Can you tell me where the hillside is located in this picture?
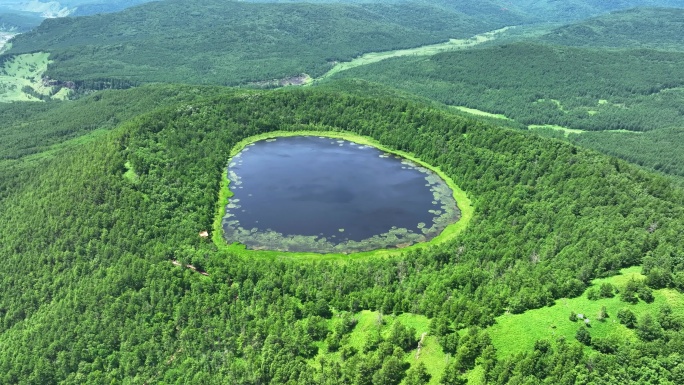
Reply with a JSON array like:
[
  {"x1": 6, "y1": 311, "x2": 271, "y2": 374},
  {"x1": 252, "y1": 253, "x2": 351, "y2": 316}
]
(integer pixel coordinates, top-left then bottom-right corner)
[
  {"x1": 542, "y1": 7, "x2": 684, "y2": 51},
  {"x1": 0, "y1": 84, "x2": 234, "y2": 206},
  {"x1": 0, "y1": 85, "x2": 683, "y2": 383},
  {"x1": 568, "y1": 127, "x2": 684, "y2": 179},
  {"x1": 3, "y1": 1, "x2": 684, "y2": 383},
  {"x1": 322, "y1": 42, "x2": 684, "y2": 132},
  {"x1": 70, "y1": 0, "x2": 154, "y2": 16},
  {"x1": 427, "y1": 0, "x2": 684, "y2": 22},
  {"x1": 4, "y1": 0, "x2": 511, "y2": 87}
]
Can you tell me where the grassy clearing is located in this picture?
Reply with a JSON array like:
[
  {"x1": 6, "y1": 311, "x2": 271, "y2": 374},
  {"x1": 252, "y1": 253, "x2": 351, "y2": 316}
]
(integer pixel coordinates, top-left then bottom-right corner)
[
  {"x1": 309, "y1": 310, "x2": 447, "y2": 385},
  {"x1": 212, "y1": 130, "x2": 474, "y2": 262},
  {"x1": 123, "y1": 161, "x2": 139, "y2": 184},
  {"x1": 529, "y1": 124, "x2": 645, "y2": 137},
  {"x1": 0, "y1": 52, "x2": 69, "y2": 102},
  {"x1": 313, "y1": 27, "x2": 512, "y2": 82},
  {"x1": 486, "y1": 266, "x2": 684, "y2": 358},
  {"x1": 452, "y1": 106, "x2": 510, "y2": 120},
  {"x1": 307, "y1": 266, "x2": 683, "y2": 382},
  {"x1": 528, "y1": 124, "x2": 585, "y2": 137}
]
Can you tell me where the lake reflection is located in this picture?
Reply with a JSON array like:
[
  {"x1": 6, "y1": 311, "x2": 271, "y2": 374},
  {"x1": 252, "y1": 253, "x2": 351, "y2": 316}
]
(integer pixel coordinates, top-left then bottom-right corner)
[{"x1": 222, "y1": 136, "x2": 459, "y2": 253}]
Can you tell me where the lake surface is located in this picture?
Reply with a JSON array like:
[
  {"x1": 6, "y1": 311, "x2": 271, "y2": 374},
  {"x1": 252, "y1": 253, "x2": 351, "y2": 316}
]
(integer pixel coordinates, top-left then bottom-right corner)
[{"x1": 222, "y1": 136, "x2": 460, "y2": 253}]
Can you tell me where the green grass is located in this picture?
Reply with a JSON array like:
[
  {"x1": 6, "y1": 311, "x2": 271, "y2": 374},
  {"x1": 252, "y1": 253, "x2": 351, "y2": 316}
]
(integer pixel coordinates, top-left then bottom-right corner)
[
  {"x1": 486, "y1": 266, "x2": 684, "y2": 358},
  {"x1": 311, "y1": 310, "x2": 447, "y2": 385},
  {"x1": 212, "y1": 130, "x2": 474, "y2": 262},
  {"x1": 528, "y1": 124, "x2": 585, "y2": 137},
  {"x1": 0, "y1": 52, "x2": 68, "y2": 102},
  {"x1": 306, "y1": 266, "x2": 684, "y2": 382},
  {"x1": 466, "y1": 365, "x2": 486, "y2": 385},
  {"x1": 123, "y1": 161, "x2": 139, "y2": 183},
  {"x1": 314, "y1": 27, "x2": 511, "y2": 82},
  {"x1": 530, "y1": 124, "x2": 645, "y2": 138},
  {"x1": 452, "y1": 106, "x2": 510, "y2": 120}
]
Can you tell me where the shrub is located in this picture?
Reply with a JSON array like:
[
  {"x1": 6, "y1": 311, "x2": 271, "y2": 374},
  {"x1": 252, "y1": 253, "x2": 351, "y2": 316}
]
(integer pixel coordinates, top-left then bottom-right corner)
[
  {"x1": 575, "y1": 326, "x2": 592, "y2": 346},
  {"x1": 599, "y1": 283, "x2": 615, "y2": 298},
  {"x1": 617, "y1": 308, "x2": 637, "y2": 328}
]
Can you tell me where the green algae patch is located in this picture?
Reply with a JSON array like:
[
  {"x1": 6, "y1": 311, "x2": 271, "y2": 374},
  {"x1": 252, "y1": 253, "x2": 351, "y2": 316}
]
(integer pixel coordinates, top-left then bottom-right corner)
[{"x1": 212, "y1": 130, "x2": 473, "y2": 261}]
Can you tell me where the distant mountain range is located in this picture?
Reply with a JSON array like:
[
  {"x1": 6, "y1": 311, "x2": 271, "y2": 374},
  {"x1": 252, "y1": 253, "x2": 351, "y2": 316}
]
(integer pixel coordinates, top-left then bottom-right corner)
[
  {"x1": 5, "y1": 0, "x2": 514, "y2": 86},
  {"x1": 0, "y1": 0, "x2": 151, "y2": 17},
  {"x1": 542, "y1": 7, "x2": 684, "y2": 51}
]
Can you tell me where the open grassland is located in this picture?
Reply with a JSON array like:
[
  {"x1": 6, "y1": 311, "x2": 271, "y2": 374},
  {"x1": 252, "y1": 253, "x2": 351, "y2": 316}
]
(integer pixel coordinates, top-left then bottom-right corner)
[
  {"x1": 487, "y1": 266, "x2": 684, "y2": 358},
  {"x1": 0, "y1": 52, "x2": 67, "y2": 102},
  {"x1": 212, "y1": 130, "x2": 474, "y2": 262}
]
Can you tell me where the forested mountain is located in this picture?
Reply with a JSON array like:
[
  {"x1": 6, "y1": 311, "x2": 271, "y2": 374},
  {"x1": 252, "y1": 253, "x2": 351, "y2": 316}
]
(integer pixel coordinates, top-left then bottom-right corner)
[
  {"x1": 70, "y1": 0, "x2": 155, "y2": 16},
  {"x1": 0, "y1": 12, "x2": 43, "y2": 32},
  {"x1": 0, "y1": 0, "x2": 153, "y2": 18},
  {"x1": 0, "y1": 84, "x2": 234, "y2": 206},
  {"x1": 569, "y1": 127, "x2": 684, "y2": 179},
  {"x1": 542, "y1": 7, "x2": 684, "y2": 51},
  {"x1": 3, "y1": 1, "x2": 684, "y2": 384},
  {"x1": 1, "y1": 85, "x2": 683, "y2": 383},
  {"x1": 322, "y1": 42, "x2": 684, "y2": 132},
  {"x1": 427, "y1": 0, "x2": 684, "y2": 22},
  {"x1": 4, "y1": 0, "x2": 513, "y2": 86}
]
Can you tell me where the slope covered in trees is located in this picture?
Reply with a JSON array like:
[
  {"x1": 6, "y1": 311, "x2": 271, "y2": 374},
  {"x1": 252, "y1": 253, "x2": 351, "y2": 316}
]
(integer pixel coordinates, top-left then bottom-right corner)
[
  {"x1": 0, "y1": 84, "x2": 234, "y2": 203},
  {"x1": 542, "y1": 7, "x2": 684, "y2": 51},
  {"x1": 0, "y1": 85, "x2": 683, "y2": 383},
  {"x1": 421, "y1": 0, "x2": 684, "y2": 23},
  {"x1": 568, "y1": 127, "x2": 684, "y2": 179},
  {"x1": 322, "y1": 42, "x2": 684, "y2": 132},
  {"x1": 4, "y1": 0, "x2": 513, "y2": 86}
]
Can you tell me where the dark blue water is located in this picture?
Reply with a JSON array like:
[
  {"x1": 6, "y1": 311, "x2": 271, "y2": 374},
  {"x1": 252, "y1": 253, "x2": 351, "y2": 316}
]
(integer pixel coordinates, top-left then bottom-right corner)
[{"x1": 222, "y1": 136, "x2": 457, "y2": 251}]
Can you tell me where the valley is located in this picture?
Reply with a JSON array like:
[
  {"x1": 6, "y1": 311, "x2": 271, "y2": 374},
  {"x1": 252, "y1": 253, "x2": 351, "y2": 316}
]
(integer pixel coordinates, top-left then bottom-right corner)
[{"x1": 314, "y1": 27, "x2": 513, "y2": 82}]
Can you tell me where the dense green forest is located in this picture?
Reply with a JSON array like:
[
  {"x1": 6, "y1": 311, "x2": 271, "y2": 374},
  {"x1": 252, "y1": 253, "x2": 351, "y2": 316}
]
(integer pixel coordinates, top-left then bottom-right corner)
[
  {"x1": 542, "y1": 8, "x2": 684, "y2": 51},
  {"x1": 0, "y1": 84, "x2": 235, "y2": 201},
  {"x1": 4, "y1": 0, "x2": 511, "y2": 86},
  {"x1": 415, "y1": 0, "x2": 684, "y2": 23},
  {"x1": 312, "y1": 7, "x2": 684, "y2": 184},
  {"x1": 322, "y1": 42, "x2": 684, "y2": 132},
  {"x1": 3, "y1": 1, "x2": 684, "y2": 383},
  {"x1": 568, "y1": 127, "x2": 684, "y2": 179},
  {"x1": 1, "y1": 85, "x2": 683, "y2": 383}
]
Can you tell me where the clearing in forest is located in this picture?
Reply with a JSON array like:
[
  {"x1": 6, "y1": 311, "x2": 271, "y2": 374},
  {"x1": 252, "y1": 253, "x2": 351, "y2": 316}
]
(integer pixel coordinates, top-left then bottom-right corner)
[
  {"x1": 314, "y1": 27, "x2": 512, "y2": 82},
  {"x1": 0, "y1": 52, "x2": 70, "y2": 102}
]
